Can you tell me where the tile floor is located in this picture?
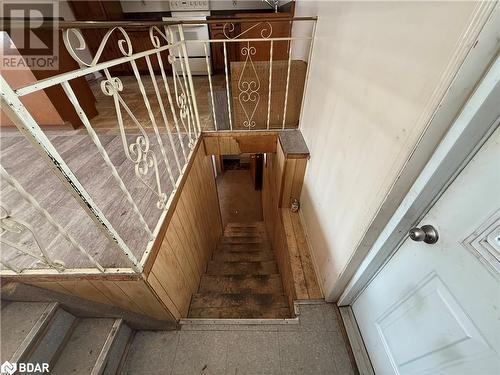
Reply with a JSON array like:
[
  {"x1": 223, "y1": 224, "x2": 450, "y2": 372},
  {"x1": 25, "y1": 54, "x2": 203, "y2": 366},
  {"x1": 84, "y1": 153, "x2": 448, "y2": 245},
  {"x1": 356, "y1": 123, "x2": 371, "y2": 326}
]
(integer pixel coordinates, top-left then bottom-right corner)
[{"x1": 122, "y1": 302, "x2": 357, "y2": 375}]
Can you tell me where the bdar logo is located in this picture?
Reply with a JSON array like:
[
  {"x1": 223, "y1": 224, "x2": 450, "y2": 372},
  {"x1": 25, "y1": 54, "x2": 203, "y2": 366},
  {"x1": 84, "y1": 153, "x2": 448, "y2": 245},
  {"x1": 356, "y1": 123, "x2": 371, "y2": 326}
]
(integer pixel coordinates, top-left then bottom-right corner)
[{"x1": 1, "y1": 361, "x2": 17, "y2": 375}]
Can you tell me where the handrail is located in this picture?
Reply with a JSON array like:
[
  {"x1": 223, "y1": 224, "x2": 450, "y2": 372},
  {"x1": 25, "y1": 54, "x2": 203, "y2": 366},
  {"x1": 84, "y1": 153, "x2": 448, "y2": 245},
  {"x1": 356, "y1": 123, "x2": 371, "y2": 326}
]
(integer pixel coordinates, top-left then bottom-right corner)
[{"x1": 1, "y1": 16, "x2": 317, "y2": 30}]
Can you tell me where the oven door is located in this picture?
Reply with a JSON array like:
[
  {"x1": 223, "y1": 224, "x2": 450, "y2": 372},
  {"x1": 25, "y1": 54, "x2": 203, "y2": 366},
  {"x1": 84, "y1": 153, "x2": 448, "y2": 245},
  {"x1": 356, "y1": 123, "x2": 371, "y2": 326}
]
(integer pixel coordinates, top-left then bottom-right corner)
[{"x1": 163, "y1": 15, "x2": 209, "y2": 57}]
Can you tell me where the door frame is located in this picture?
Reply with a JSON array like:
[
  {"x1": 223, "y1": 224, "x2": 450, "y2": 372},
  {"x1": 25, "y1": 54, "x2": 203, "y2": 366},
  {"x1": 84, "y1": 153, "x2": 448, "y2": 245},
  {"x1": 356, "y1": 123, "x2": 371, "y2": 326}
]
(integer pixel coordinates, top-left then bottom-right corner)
[
  {"x1": 338, "y1": 10, "x2": 500, "y2": 308},
  {"x1": 337, "y1": 44, "x2": 500, "y2": 375},
  {"x1": 327, "y1": 3, "x2": 499, "y2": 302}
]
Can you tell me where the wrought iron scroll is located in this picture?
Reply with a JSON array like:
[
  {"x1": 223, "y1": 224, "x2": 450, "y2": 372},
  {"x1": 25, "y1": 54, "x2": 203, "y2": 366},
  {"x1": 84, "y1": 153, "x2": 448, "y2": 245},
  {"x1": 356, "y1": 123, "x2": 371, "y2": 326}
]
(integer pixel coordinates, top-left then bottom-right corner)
[
  {"x1": 0, "y1": 206, "x2": 66, "y2": 273},
  {"x1": 223, "y1": 22, "x2": 273, "y2": 129}
]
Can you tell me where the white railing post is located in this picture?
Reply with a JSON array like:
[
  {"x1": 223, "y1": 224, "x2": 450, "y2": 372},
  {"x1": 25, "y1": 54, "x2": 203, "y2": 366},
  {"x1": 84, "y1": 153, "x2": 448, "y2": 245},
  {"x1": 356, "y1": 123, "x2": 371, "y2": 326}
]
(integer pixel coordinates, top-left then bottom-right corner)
[
  {"x1": 298, "y1": 19, "x2": 317, "y2": 130},
  {"x1": 267, "y1": 40, "x2": 274, "y2": 130},
  {"x1": 223, "y1": 41, "x2": 233, "y2": 130},
  {"x1": 154, "y1": 43, "x2": 188, "y2": 161},
  {"x1": 145, "y1": 55, "x2": 183, "y2": 173},
  {"x1": 204, "y1": 42, "x2": 218, "y2": 131},
  {"x1": 282, "y1": 21, "x2": 293, "y2": 130},
  {"x1": 177, "y1": 24, "x2": 202, "y2": 135},
  {"x1": 0, "y1": 76, "x2": 141, "y2": 272}
]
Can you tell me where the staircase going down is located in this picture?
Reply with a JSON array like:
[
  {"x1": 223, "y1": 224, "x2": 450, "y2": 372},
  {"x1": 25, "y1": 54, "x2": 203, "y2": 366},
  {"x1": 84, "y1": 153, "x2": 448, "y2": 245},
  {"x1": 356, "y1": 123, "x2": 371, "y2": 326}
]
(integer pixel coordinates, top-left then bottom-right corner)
[
  {"x1": 188, "y1": 222, "x2": 291, "y2": 319},
  {"x1": 0, "y1": 302, "x2": 132, "y2": 374}
]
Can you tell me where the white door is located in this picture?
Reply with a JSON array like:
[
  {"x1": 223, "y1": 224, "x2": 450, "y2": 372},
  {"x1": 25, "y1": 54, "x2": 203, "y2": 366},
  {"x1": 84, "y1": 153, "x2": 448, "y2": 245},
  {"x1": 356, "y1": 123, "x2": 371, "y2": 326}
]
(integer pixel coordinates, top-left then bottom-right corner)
[{"x1": 352, "y1": 123, "x2": 500, "y2": 374}]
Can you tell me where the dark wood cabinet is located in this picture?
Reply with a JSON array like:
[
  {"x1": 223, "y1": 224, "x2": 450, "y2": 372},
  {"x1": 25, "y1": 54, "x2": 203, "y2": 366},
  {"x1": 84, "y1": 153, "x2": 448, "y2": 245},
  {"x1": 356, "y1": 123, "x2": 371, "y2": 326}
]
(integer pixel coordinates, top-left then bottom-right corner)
[
  {"x1": 209, "y1": 22, "x2": 238, "y2": 73},
  {"x1": 68, "y1": 1, "x2": 171, "y2": 76},
  {"x1": 209, "y1": 8, "x2": 295, "y2": 73}
]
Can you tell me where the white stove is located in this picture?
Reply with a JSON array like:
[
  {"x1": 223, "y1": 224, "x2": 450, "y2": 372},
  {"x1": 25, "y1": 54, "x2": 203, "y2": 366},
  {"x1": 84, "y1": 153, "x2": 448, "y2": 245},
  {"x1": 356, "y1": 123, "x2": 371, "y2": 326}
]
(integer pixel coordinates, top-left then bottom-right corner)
[
  {"x1": 169, "y1": 0, "x2": 210, "y2": 11},
  {"x1": 163, "y1": 1, "x2": 211, "y2": 75}
]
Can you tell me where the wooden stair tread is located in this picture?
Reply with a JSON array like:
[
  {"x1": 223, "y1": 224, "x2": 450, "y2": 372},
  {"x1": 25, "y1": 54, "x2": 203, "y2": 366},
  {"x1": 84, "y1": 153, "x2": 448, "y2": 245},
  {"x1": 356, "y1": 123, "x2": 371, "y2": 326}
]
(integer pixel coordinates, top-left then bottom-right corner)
[
  {"x1": 217, "y1": 243, "x2": 272, "y2": 252},
  {"x1": 206, "y1": 260, "x2": 278, "y2": 275},
  {"x1": 189, "y1": 221, "x2": 289, "y2": 319},
  {"x1": 212, "y1": 250, "x2": 275, "y2": 262},
  {"x1": 198, "y1": 274, "x2": 284, "y2": 294},
  {"x1": 190, "y1": 293, "x2": 288, "y2": 308},
  {"x1": 188, "y1": 306, "x2": 291, "y2": 319},
  {"x1": 220, "y1": 236, "x2": 264, "y2": 244}
]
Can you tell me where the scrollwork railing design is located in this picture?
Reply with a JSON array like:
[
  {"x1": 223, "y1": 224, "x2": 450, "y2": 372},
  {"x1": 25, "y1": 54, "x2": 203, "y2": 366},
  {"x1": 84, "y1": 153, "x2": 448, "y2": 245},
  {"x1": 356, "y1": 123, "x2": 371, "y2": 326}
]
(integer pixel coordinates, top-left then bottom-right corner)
[
  {"x1": 222, "y1": 22, "x2": 273, "y2": 129},
  {"x1": 0, "y1": 205, "x2": 66, "y2": 273},
  {"x1": 223, "y1": 21, "x2": 273, "y2": 40},
  {"x1": 100, "y1": 76, "x2": 168, "y2": 209},
  {"x1": 238, "y1": 43, "x2": 260, "y2": 129},
  {"x1": 164, "y1": 26, "x2": 198, "y2": 148}
]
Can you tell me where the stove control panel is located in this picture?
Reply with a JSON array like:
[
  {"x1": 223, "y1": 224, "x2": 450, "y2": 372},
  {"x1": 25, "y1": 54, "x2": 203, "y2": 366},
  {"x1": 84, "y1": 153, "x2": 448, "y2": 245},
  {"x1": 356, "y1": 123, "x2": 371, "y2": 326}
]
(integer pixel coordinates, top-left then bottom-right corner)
[{"x1": 169, "y1": 0, "x2": 210, "y2": 11}]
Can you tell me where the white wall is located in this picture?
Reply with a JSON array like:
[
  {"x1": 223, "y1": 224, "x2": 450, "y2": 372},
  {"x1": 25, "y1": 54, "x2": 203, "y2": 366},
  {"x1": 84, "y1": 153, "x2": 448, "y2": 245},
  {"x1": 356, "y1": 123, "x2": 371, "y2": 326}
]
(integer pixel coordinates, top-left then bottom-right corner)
[{"x1": 295, "y1": 1, "x2": 480, "y2": 299}]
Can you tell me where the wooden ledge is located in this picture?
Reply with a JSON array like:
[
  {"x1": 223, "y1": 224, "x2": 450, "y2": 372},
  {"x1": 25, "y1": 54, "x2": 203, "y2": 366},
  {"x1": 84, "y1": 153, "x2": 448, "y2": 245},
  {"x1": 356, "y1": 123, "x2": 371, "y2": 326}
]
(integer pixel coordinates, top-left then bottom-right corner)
[
  {"x1": 203, "y1": 131, "x2": 278, "y2": 155},
  {"x1": 279, "y1": 130, "x2": 310, "y2": 159}
]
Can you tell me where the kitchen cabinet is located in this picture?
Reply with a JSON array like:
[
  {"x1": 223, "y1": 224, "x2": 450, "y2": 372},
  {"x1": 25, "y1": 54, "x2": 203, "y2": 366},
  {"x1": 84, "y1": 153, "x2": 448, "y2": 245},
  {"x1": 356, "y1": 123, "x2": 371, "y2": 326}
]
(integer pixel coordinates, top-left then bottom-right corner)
[{"x1": 68, "y1": 0, "x2": 171, "y2": 76}]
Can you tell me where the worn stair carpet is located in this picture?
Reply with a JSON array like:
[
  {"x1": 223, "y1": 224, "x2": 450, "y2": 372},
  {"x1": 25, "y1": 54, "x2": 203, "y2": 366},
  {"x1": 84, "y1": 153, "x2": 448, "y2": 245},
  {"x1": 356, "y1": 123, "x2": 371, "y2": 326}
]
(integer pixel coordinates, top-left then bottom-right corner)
[{"x1": 188, "y1": 222, "x2": 291, "y2": 319}]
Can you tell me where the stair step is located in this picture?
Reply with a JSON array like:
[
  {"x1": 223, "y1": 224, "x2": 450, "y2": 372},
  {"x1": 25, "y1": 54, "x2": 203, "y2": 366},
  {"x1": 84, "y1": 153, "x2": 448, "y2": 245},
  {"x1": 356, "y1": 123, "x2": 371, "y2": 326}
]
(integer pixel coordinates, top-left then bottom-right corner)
[
  {"x1": 190, "y1": 293, "x2": 288, "y2": 309},
  {"x1": 27, "y1": 308, "x2": 76, "y2": 366},
  {"x1": 198, "y1": 275, "x2": 284, "y2": 294},
  {"x1": 207, "y1": 261, "x2": 278, "y2": 275},
  {"x1": 217, "y1": 243, "x2": 271, "y2": 252},
  {"x1": 223, "y1": 232, "x2": 265, "y2": 239},
  {"x1": 189, "y1": 306, "x2": 290, "y2": 319},
  {"x1": 1, "y1": 302, "x2": 52, "y2": 362},
  {"x1": 221, "y1": 236, "x2": 264, "y2": 244},
  {"x1": 51, "y1": 318, "x2": 115, "y2": 375},
  {"x1": 225, "y1": 222, "x2": 264, "y2": 229},
  {"x1": 93, "y1": 319, "x2": 132, "y2": 375},
  {"x1": 212, "y1": 250, "x2": 275, "y2": 262},
  {"x1": 224, "y1": 227, "x2": 266, "y2": 235}
]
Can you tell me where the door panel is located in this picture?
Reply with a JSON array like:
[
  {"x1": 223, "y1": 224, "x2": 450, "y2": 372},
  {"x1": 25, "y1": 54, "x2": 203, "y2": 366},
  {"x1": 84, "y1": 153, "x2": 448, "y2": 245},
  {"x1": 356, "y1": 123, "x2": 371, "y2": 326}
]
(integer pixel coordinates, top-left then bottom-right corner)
[{"x1": 353, "y1": 125, "x2": 500, "y2": 374}]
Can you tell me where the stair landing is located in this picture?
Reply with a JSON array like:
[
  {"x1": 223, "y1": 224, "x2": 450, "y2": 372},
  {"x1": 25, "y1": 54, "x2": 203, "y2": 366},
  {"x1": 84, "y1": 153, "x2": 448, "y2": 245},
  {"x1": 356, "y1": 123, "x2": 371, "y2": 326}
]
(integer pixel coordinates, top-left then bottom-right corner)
[{"x1": 188, "y1": 222, "x2": 291, "y2": 319}]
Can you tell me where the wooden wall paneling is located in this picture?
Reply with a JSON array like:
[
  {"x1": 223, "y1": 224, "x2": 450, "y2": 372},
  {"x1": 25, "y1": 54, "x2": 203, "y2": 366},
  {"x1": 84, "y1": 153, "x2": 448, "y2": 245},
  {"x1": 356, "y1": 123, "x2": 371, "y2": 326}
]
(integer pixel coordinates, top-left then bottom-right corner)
[
  {"x1": 262, "y1": 151, "x2": 295, "y2": 309},
  {"x1": 178, "y1": 196, "x2": 207, "y2": 271},
  {"x1": 29, "y1": 281, "x2": 71, "y2": 296},
  {"x1": 29, "y1": 279, "x2": 174, "y2": 321},
  {"x1": 203, "y1": 134, "x2": 278, "y2": 156},
  {"x1": 26, "y1": 145, "x2": 223, "y2": 321},
  {"x1": 290, "y1": 159, "x2": 307, "y2": 204},
  {"x1": 146, "y1": 146, "x2": 222, "y2": 318},
  {"x1": 147, "y1": 272, "x2": 181, "y2": 320},
  {"x1": 219, "y1": 136, "x2": 241, "y2": 155},
  {"x1": 55, "y1": 280, "x2": 113, "y2": 306},
  {"x1": 90, "y1": 280, "x2": 144, "y2": 314},
  {"x1": 116, "y1": 280, "x2": 173, "y2": 321},
  {"x1": 171, "y1": 213, "x2": 203, "y2": 278},
  {"x1": 262, "y1": 138, "x2": 321, "y2": 306},
  {"x1": 280, "y1": 158, "x2": 296, "y2": 208},
  {"x1": 204, "y1": 137, "x2": 220, "y2": 155},
  {"x1": 148, "y1": 241, "x2": 192, "y2": 316},
  {"x1": 164, "y1": 227, "x2": 198, "y2": 293}
]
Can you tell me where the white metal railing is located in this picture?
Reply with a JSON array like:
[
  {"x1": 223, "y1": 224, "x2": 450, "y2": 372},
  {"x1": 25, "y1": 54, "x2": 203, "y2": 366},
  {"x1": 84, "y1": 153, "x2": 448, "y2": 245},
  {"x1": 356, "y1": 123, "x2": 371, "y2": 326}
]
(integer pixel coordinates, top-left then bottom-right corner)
[{"x1": 0, "y1": 17, "x2": 317, "y2": 276}]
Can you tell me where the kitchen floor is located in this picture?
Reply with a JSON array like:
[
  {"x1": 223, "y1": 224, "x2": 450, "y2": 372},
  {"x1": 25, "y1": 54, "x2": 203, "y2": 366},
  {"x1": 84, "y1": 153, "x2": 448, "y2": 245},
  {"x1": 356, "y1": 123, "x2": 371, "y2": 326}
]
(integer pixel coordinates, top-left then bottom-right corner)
[
  {"x1": 121, "y1": 302, "x2": 357, "y2": 375},
  {"x1": 88, "y1": 75, "x2": 226, "y2": 132}
]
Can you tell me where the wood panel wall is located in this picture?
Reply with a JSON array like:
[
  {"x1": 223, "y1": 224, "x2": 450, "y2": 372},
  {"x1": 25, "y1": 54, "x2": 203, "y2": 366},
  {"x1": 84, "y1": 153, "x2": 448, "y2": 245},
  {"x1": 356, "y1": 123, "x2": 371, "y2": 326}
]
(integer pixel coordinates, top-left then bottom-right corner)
[
  {"x1": 145, "y1": 143, "x2": 223, "y2": 319},
  {"x1": 262, "y1": 140, "x2": 322, "y2": 308},
  {"x1": 27, "y1": 277, "x2": 173, "y2": 321},
  {"x1": 20, "y1": 141, "x2": 223, "y2": 322},
  {"x1": 203, "y1": 132, "x2": 277, "y2": 155}
]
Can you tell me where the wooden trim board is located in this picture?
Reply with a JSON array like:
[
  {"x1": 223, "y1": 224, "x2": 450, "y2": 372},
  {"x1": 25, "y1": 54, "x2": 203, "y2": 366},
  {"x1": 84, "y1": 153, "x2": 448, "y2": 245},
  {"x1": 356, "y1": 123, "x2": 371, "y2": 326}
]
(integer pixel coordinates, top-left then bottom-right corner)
[{"x1": 339, "y1": 306, "x2": 375, "y2": 375}]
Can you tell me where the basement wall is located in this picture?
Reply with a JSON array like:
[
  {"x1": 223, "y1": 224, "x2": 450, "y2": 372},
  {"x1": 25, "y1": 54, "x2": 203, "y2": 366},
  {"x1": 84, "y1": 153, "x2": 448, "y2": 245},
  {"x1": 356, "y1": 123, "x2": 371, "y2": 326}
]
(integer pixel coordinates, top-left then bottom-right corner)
[{"x1": 293, "y1": 1, "x2": 483, "y2": 300}]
